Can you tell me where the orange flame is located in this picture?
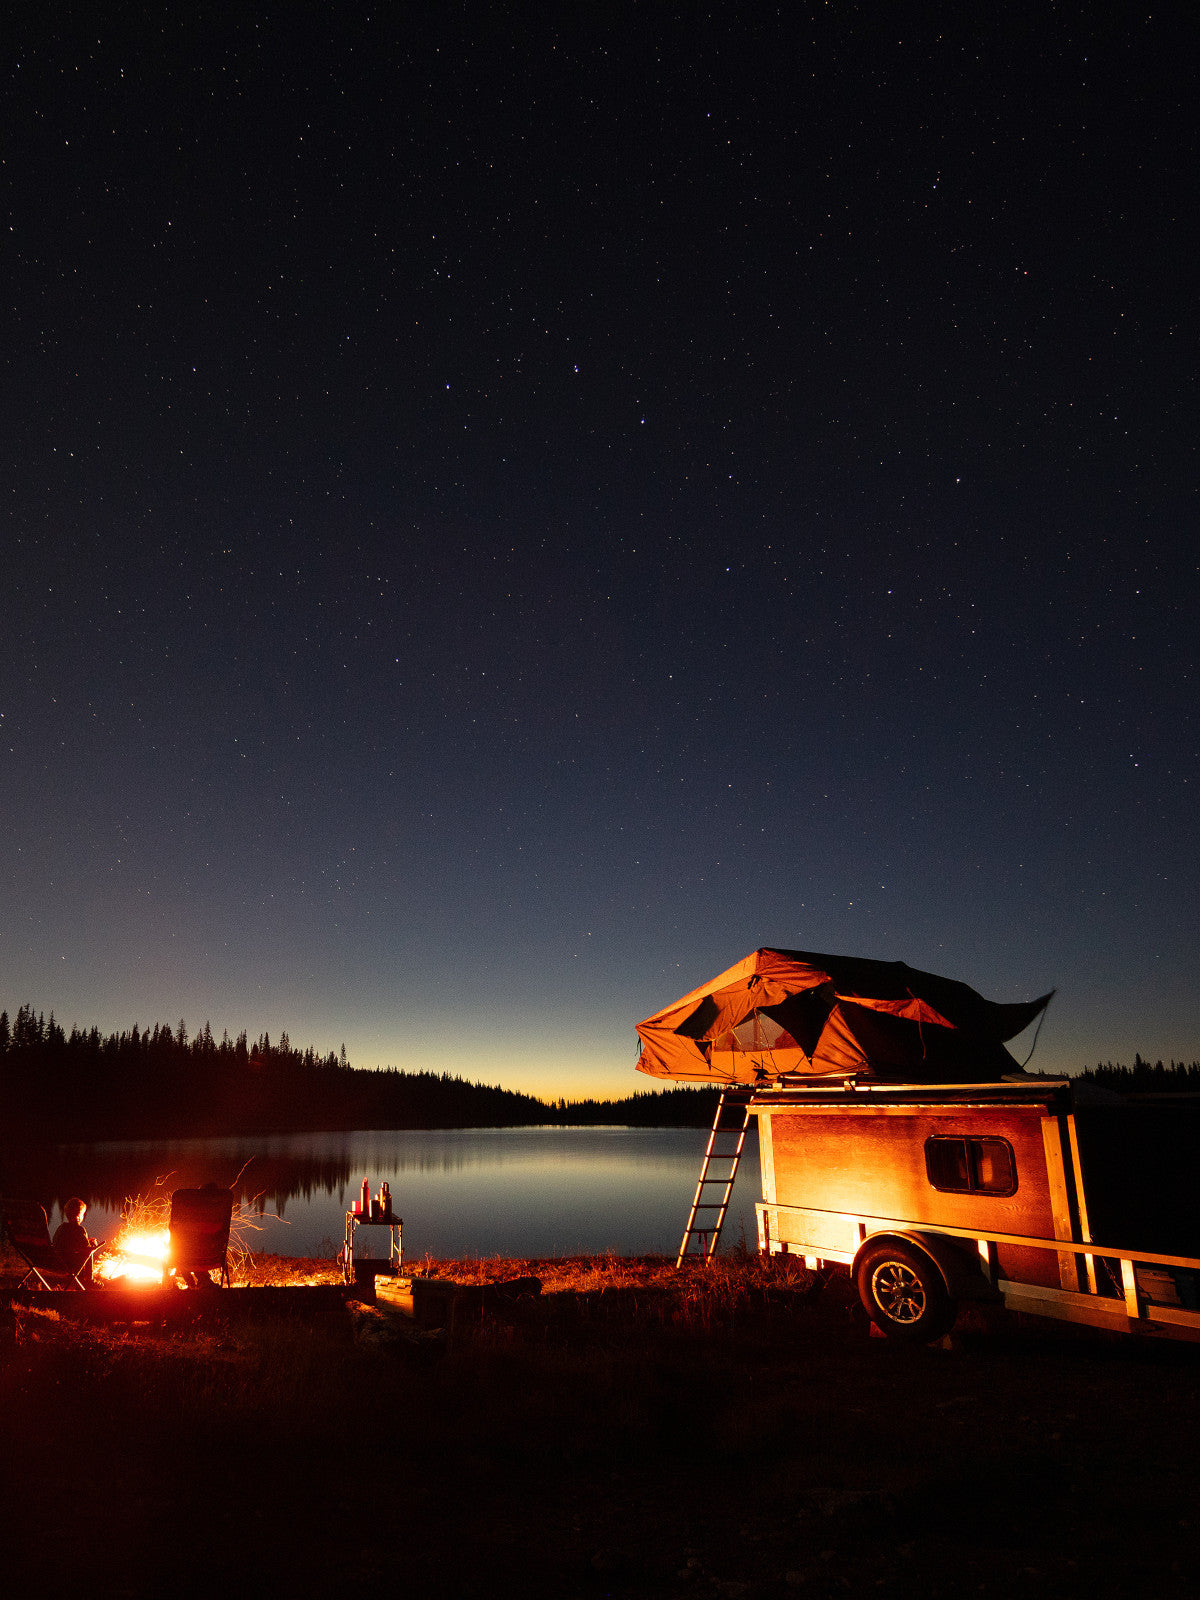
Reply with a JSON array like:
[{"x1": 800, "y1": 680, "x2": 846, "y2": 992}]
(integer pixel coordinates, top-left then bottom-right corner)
[{"x1": 96, "y1": 1227, "x2": 170, "y2": 1284}]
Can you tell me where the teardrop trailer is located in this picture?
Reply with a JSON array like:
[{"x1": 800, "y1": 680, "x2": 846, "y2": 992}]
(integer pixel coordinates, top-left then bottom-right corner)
[{"x1": 637, "y1": 948, "x2": 1200, "y2": 1344}]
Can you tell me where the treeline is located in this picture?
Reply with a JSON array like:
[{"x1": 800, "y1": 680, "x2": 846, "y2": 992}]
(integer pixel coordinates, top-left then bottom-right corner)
[
  {"x1": 1077, "y1": 1056, "x2": 1200, "y2": 1095},
  {"x1": 0, "y1": 1005, "x2": 719, "y2": 1138},
  {"x1": 550, "y1": 1086, "x2": 722, "y2": 1125}
]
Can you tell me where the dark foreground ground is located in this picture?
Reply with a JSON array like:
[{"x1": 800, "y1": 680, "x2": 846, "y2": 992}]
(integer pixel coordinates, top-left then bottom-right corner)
[{"x1": 3, "y1": 1249, "x2": 1199, "y2": 1599}]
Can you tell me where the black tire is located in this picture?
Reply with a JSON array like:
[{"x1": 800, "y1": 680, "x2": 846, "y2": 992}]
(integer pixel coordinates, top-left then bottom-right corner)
[{"x1": 855, "y1": 1239, "x2": 955, "y2": 1343}]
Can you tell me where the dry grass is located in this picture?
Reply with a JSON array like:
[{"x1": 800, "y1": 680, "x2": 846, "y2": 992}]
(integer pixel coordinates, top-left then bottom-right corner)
[
  {"x1": 4, "y1": 1247, "x2": 1200, "y2": 1599},
  {"x1": 402, "y1": 1240, "x2": 819, "y2": 1295}
]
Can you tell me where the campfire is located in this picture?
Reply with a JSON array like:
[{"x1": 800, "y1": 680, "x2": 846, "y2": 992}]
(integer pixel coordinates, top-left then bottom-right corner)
[
  {"x1": 96, "y1": 1226, "x2": 170, "y2": 1285},
  {"x1": 92, "y1": 1170, "x2": 266, "y2": 1287}
]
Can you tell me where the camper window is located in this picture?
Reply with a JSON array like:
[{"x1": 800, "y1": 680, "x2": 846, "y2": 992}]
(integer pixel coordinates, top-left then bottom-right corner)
[{"x1": 925, "y1": 1136, "x2": 1017, "y2": 1197}]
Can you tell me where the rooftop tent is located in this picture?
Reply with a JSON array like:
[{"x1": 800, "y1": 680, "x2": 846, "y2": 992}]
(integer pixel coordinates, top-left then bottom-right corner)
[{"x1": 635, "y1": 948, "x2": 1053, "y2": 1085}]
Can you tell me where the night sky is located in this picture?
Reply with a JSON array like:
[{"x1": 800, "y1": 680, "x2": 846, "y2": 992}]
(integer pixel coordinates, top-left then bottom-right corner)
[{"x1": 4, "y1": 6, "x2": 1196, "y2": 1099}]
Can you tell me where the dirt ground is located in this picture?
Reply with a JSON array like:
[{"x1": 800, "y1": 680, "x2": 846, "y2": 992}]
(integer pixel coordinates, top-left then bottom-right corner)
[{"x1": 3, "y1": 1249, "x2": 1199, "y2": 1599}]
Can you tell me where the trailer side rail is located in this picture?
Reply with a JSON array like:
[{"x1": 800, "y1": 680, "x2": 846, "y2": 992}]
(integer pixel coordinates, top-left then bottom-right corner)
[{"x1": 758, "y1": 1200, "x2": 1200, "y2": 1341}]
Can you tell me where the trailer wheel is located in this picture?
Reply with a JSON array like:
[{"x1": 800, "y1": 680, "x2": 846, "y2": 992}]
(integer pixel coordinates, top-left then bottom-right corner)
[{"x1": 856, "y1": 1240, "x2": 955, "y2": 1343}]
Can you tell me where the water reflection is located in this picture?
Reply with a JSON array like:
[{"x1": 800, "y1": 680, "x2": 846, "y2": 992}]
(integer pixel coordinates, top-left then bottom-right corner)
[{"x1": 0, "y1": 1126, "x2": 762, "y2": 1260}]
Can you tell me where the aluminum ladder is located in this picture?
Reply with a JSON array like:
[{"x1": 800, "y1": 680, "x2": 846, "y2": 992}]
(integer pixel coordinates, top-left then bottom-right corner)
[{"x1": 677, "y1": 1087, "x2": 754, "y2": 1266}]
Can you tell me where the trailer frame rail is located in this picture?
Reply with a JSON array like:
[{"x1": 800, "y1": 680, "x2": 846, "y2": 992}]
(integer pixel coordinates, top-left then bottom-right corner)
[{"x1": 758, "y1": 1200, "x2": 1200, "y2": 1342}]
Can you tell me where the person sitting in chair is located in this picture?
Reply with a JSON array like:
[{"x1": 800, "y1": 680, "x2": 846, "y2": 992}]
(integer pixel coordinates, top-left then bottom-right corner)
[{"x1": 53, "y1": 1197, "x2": 99, "y2": 1285}]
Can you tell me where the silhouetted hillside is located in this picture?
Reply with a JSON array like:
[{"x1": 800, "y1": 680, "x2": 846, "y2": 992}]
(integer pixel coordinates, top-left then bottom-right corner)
[{"x1": 0, "y1": 1005, "x2": 719, "y2": 1137}]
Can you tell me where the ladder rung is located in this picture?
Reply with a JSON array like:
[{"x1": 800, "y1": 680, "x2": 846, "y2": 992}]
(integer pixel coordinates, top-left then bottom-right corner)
[{"x1": 677, "y1": 1088, "x2": 750, "y2": 1267}]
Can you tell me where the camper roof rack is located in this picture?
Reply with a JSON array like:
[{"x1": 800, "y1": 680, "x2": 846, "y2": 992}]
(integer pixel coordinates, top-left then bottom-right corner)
[{"x1": 758, "y1": 1075, "x2": 1073, "y2": 1099}]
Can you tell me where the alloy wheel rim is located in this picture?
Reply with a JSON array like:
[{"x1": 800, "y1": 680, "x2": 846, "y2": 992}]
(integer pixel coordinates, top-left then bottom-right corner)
[{"x1": 871, "y1": 1260, "x2": 926, "y2": 1323}]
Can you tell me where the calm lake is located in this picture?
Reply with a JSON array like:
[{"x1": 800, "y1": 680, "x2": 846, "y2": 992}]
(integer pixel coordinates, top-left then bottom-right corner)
[{"x1": 9, "y1": 1126, "x2": 762, "y2": 1261}]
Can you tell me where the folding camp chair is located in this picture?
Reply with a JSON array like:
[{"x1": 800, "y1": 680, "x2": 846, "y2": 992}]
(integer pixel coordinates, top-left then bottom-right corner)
[
  {"x1": 166, "y1": 1186, "x2": 234, "y2": 1287},
  {"x1": 1, "y1": 1198, "x2": 96, "y2": 1290}
]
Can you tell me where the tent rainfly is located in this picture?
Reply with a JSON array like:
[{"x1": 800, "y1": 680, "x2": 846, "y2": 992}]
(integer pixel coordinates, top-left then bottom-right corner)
[{"x1": 635, "y1": 948, "x2": 1054, "y2": 1086}]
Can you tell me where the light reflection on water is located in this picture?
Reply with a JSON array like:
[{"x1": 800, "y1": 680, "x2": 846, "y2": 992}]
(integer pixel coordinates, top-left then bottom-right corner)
[{"x1": 5, "y1": 1126, "x2": 762, "y2": 1260}]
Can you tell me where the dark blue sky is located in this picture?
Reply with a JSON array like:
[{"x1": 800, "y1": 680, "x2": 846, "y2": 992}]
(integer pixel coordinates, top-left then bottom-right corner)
[{"x1": 3, "y1": 6, "x2": 1196, "y2": 1096}]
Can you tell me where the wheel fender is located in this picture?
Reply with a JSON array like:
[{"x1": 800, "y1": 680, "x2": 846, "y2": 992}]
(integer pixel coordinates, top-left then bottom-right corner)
[{"x1": 855, "y1": 1231, "x2": 992, "y2": 1302}]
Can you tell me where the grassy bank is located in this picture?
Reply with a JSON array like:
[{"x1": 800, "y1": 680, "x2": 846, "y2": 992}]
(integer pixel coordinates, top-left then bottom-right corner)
[{"x1": 4, "y1": 1249, "x2": 1200, "y2": 1598}]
